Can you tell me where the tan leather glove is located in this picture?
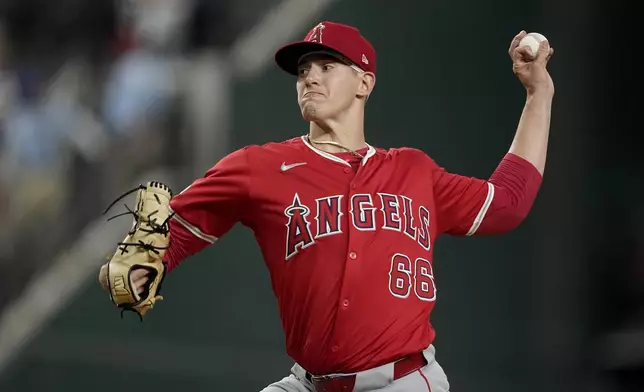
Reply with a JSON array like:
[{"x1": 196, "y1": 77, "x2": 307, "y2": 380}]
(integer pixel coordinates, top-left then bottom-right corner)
[{"x1": 99, "y1": 181, "x2": 173, "y2": 319}]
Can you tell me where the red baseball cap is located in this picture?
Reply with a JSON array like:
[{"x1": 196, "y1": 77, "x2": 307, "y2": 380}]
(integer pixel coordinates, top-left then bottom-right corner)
[{"x1": 275, "y1": 21, "x2": 376, "y2": 75}]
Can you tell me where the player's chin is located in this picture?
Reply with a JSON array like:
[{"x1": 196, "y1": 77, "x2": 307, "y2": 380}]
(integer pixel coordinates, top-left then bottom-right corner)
[{"x1": 300, "y1": 103, "x2": 324, "y2": 121}]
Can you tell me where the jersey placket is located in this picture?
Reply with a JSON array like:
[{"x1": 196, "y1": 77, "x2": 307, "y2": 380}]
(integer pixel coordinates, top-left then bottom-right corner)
[
  {"x1": 328, "y1": 161, "x2": 369, "y2": 355},
  {"x1": 298, "y1": 135, "x2": 378, "y2": 356}
]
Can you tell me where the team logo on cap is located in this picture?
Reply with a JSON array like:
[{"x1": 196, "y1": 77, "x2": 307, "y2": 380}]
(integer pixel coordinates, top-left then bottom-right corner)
[
  {"x1": 307, "y1": 23, "x2": 325, "y2": 43},
  {"x1": 361, "y1": 54, "x2": 369, "y2": 65}
]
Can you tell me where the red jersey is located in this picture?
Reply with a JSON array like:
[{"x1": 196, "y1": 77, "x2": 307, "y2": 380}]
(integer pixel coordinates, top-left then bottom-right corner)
[{"x1": 166, "y1": 136, "x2": 542, "y2": 374}]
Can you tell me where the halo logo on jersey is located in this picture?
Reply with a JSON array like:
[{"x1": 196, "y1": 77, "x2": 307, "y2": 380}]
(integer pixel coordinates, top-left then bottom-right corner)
[
  {"x1": 284, "y1": 194, "x2": 315, "y2": 260},
  {"x1": 284, "y1": 192, "x2": 431, "y2": 260}
]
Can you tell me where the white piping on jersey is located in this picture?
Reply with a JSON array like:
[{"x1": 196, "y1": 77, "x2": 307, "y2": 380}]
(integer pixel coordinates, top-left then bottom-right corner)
[
  {"x1": 300, "y1": 135, "x2": 376, "y2": 166},
  {"x1": 169, "y1": 208, "x2": 219, "y2": 244},
  {"x1": 466, "y1": 182, "x2": 495, "y2": 236}
]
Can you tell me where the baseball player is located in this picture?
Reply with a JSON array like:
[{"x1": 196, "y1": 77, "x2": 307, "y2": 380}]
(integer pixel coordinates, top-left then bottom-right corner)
[{"x1": 99, "y1": 21, "x2": 555, "y2": 392}]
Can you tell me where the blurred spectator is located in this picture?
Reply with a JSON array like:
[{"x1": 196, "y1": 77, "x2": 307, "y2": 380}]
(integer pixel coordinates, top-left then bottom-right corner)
[
  {"x1": 102, "y1": 49, "x2": 179, "y2": 137},
  {"x1": 0, "y1": 65, "x2": 68, "y2": 253},
  {"x1": 0, "y1": 0, "x2": 234, "y2": 323}
]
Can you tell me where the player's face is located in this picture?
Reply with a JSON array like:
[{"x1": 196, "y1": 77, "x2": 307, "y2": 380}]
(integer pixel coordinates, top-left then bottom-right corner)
[{"x1": 296, "y1": 54, "x2": 363, "y2": 121}]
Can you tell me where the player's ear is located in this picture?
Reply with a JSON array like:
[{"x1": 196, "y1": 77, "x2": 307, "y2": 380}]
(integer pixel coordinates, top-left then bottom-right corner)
[{"x1": 356, "y1": 72, "x2": 375, "y2": 99}]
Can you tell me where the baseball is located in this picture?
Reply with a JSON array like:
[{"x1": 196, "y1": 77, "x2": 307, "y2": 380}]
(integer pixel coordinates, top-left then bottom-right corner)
[{"x1": 518, "y1": 32, "x2": 548, "y2": 58}]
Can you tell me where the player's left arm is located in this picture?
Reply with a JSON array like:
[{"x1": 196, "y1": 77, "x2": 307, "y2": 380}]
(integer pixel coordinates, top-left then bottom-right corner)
[{"x1": 432, "y1": 30, "x2": 555, "y2": 236}]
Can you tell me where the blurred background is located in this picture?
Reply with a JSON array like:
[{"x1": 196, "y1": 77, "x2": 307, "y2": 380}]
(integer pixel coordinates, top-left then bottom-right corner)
[{"x1": 0, "y1": 0, "x2": 640, "y2": 391}]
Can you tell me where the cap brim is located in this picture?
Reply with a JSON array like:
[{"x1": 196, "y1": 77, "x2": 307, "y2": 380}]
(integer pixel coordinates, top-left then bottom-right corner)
[{"x1": 275, "y1": 42, "x2": 345, "y2": 75}]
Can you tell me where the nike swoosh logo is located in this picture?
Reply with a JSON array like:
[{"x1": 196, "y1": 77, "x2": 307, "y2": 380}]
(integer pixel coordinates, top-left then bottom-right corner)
[{"x1": 281, "y1": 162, "x2": 307, "y2": 171}]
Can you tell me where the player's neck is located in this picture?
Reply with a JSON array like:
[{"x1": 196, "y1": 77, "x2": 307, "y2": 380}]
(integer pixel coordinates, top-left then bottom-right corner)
[{"x1": 308, "y1": 116, "x2": 366, "y2": 155}]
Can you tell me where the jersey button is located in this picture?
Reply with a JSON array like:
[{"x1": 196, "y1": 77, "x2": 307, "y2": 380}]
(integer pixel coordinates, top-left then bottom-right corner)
[
  {"x1": 344, "y1": 168, "x2": 351, "y2": 174},
  {"x1": 349, "y1": 251, "x2": 357, "y2": 260},
  {"x1": 342, "y1": 299, "x2": 350, "y2": 307},
  {"x1": 331, "y1": 345, "x2": 339, "y2": 352},
  {"x1": 351, "y1": 184, "x2": 356, "y2": 189}
]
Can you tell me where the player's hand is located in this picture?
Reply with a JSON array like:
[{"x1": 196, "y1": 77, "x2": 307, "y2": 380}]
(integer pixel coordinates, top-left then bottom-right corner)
[
  {"x1": 130, "y1": 269, "x2": 150, "y2": 295},
  {"x1": 509, "y1": 30, "x2": 554, "y2": 96},
  {"x1": 98, "y1": 263, "x2": 150, "y2": 295}
]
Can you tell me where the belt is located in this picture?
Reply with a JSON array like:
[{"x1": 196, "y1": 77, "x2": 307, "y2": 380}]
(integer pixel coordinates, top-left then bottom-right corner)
[{"x1": 305, "y1": 352, "x2": 427, "y2": 392}]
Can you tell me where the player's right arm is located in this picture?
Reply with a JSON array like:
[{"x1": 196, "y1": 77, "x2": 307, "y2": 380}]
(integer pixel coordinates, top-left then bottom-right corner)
[
  {"x1": 164, "y1": 146, "x2": 253, "y2": 272},
  {"x1": 428, "y1": 31, "x2": 554, "y2": 238},
  {"x1": 427, "y1": 153, "x2": 542, "y2": 237}
]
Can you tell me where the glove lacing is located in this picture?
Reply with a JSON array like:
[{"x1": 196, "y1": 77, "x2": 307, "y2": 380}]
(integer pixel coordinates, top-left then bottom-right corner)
[{"x1": 103, "y1": 184, "x2": 175, "y2": 256}]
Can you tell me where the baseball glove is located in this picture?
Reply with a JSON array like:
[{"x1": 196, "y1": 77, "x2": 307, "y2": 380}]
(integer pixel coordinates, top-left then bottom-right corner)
[{"x1": 99, "y1": 181, "x2": 174, "y2": 320}]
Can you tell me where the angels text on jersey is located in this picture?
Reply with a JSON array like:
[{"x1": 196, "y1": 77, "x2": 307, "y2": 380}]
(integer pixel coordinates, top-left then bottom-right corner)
[{"x1": 284, "y1": 192, "x2": 431, "y2": 260}]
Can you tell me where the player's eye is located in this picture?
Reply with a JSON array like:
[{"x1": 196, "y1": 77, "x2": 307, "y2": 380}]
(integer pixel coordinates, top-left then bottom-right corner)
[
  {"x1": 298, "y1": 67, "x2": 309, "y2": 77},
  {"x1": 322, "y1": 64, "x2": 334, "y2": 72}
]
